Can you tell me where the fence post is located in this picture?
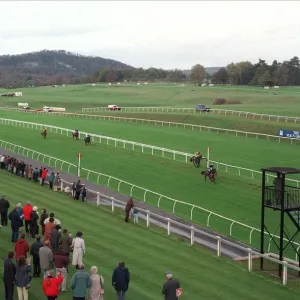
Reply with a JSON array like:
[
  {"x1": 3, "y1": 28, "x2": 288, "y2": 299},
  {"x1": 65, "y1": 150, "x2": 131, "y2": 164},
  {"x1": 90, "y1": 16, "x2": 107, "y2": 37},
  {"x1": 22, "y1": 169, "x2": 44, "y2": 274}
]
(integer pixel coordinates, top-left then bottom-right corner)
[
  {"x1": 146, "y1": 210, "x2": 150, "y2": 227},
  {"x1": 96, "y1": 193, "x2": 100, "y2": 206},
  {"x1": 167, "y1": 218, "x2": 171, "y2": 236},
  {"x1": 247, "y1": 248, "x2": 253, "y2": 271},
  {"x1": 282, "y1": 261, "x2": 288, "y2": 285},
  {"x1": 111, "y1": 198, "x2": 115, "y2": 213},
  {"x1": 217, "y1": 236, "x2": 221, "y2": 257},
  {"x1": 190, "y1": 226, "x2": 194, "y2": 246},
  {"x1": 60, "y1": 180, "x2": 64, "y2": 191}
]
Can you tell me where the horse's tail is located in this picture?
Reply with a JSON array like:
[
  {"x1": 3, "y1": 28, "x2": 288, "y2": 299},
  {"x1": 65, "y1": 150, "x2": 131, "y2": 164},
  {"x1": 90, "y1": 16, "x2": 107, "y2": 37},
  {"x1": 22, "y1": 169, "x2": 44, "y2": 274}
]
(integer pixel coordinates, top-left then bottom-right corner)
[{"x1": 201, "y1": 171, "x2": 205, "y2": 175}]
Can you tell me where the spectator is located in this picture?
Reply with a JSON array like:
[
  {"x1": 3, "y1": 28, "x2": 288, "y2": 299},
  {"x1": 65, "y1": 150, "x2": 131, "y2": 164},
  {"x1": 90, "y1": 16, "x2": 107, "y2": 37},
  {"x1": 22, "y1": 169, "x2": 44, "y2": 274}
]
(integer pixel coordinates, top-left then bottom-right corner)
[
  {"x1": 20, "y1": 162, "x2": 26, "y2": 178},
  {"x1": 50, "y1": 225, "x2": 61, "y2": 253},
  {"x1": 72, "y1": 232, "x2": 86, "y2": 269},
  {"x1": 22, "y1": 202, "x2": 32, "y2": 234},
  {"x1": 0, "y1": 154, "x2": 5, "y2": 169},
  {"x1": 0, "y1": 194, "x2": 10, "y2": 226},
  {"x1": 59, "y1": 229, "x2": 73, "y2": 257},
  {"x1": 72, "y1": 182, "x2": 76, "y2": 199},
  {"x1": 8, "y1": 207, "x2": 21, "y2": 242},
  {"x1": 82, "y1": 186, "x2": 87, "y2": 203},
  {"x1": 44, "y1": 212, "x2": 62, "y2": 226},
  {"x1": 16, "y1": 203, "x2": 23, "y2": 231},
  {"x1": 49, "y1": 172, "x2": 55, "y2": 189},
  {"x1": 53, "y1": 245, "x2": 70, "y2": 292},
  {"x1": 75, "y1": 180, "x2": 82, "y2": 200},
  {"x1": 40, "y1": 208, "x2": 48, "y2": 235},
  {"x1": 15, "y1": 256, "x2": 31, "y2": 300},
  {"x1": 30, "y1": 206, "x2": 39, "y2": 238},
  {"x1": 41, "y1": 168, "x2": 48, "y2": 186},
  {"x1": 112, "y1": 261, "x2": 130, "y2": 300},
  {"x1": 71, "y1": 264, "x2": 92, "y2": 300},
  {"x1": 39, "y1": 241, "x2": 54, "y2": 279},
  {"x1": 30, "y1": 235, "x2": 43, "y2": 277},
  {"x1": 125, "y1": 198, "x2": 134, "y2": 223},
  {"x1": 3, "y1": 251, "x2": 16, "y2": 300},
  {"x1": 42, "y1": 270, "x2": 63, "y2": 300},
  {"x1": 33, "y1": 167, "x2": 39, "y2": 182},
  {"x1": 53, "y1": 173, "x2": 61, "y2": 191},
  {"x1": 161, "y1": 271, "x2": 181, "y2": 300},
  {"x1": 132, "y1": 207, "x2": 139, "y2": 224},
  {"x1": 27, "y1": 165, "x2": 33, "y2": 180},
  {"x1": 44, "y1": 217, "x2": 55, "y2": 243},
  {"x1": 39, "y1": 167, "x2": 43, "y2": 179},
  {"x1": 15, "y1": 233, "x2": 29, "y2": 260},
  {"x1": 88, "y1": 266, "x2": 105, "y2": 300}
]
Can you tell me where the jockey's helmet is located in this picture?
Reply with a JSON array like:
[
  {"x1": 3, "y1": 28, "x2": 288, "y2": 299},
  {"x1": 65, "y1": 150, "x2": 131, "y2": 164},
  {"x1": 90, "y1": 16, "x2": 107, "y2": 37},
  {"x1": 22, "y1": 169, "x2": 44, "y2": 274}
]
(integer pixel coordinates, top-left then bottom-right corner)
[
  {"x1": 196, "y1": 152, "x2": 200, "y2": 155},
  {"x1": 209, "y1": 164, "x2": 213, "y2": 168}
]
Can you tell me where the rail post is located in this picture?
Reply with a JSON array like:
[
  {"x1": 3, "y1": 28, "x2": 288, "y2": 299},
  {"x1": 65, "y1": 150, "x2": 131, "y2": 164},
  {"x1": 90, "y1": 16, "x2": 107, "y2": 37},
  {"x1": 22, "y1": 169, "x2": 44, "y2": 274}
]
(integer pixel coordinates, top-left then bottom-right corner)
[
  {"x1": 167, "y1": 218, "x2": 171, "y2": 236},
  {"x1": 217, "y1": 236, "x2": 221, "y2": 257},
  {"x1": 190, "y1": 226, "x2": 195, "y2": 246},
  {"x1": 282, "y1": 261, "x2": 288, "y2": 285},
  {"x1": 96, "y1": 193, "x2": 100, "y2": 206},
  {"x1": 146, "y1": 210, "x2": 150, "y2": 227},
  {"x1": 247, "y1": 248, "x2": 253, "y2": 271}
]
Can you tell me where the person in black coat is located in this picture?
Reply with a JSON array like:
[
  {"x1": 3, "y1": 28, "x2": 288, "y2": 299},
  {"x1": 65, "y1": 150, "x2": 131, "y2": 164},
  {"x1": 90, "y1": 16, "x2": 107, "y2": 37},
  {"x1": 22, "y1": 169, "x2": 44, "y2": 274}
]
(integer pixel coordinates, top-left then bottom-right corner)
[
  {"x1": 75, "y1": 180, "x2": 82, "y2": 200},
  {"x1": 0, "y1": 195, "x2": 10, "y2": 226},
  {"x1": 162, "y1": 272, "x2": 180, "y2": 300},
  {"x1": 3, "y1": 251, "x2": 16, "y2": 300},
  {"x1": 112, "y1": 261, "x2": 130, "y2": 300},
  {"x1": 8, "y1": 207, "x2": 20, "y2": 242},
  {"x1": 30, "y1": 235, "x2": 43, "y2": 277},
  {"x1": 29, "y1": 206, "x2": 39, "y2": 238}
]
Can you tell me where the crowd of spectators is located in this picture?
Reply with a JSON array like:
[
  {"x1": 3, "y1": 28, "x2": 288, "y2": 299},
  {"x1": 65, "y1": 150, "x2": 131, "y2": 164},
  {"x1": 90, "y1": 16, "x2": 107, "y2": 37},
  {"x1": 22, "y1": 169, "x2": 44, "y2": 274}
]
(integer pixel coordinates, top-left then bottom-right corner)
[{"x1": 1, "y1": 153, "x2": 181, "y2": 300}]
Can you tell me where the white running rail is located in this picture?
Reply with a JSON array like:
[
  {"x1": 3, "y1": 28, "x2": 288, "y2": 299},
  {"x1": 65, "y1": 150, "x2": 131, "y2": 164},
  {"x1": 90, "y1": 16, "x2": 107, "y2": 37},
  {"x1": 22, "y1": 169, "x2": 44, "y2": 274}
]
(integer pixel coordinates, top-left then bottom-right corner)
[
  {"x1": 1, "y1": 141, "x2": 300, "y2": 264},
  {"x1": 0, "y1": 117, "x2": 299, "y2": 187},
  {"x1": 80, "y1": 106, "x2": 300, "y2": 124},
  {"x1": 0, "y1": 107, "x2": 298, "y2": 144}
]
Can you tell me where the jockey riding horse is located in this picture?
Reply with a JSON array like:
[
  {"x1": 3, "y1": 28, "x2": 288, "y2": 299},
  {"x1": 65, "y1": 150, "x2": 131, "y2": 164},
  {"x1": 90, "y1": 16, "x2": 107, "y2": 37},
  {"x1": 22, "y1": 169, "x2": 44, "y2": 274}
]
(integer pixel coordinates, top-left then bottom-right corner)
[
  {"x1": 201, "y1": 164, "x2": 217, "y2": 183},
  {"x1": 190, "y1": 152, "x2": 203, "y2": 168},
  {"x1": 84, "y1": 134, "x2": 91, "y2": 145},
  {"x1": 41, "y1": 128, "x2": 47, "y2": 139},
  {"x1": 72, "y1": 129, "x2": 79, "y2": 140}
]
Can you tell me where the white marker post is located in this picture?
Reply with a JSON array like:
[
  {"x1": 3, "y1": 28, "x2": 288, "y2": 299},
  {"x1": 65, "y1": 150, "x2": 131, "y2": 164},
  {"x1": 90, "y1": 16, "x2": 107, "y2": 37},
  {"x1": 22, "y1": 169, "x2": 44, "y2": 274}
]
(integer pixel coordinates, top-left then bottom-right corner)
[
  {"x1": 206, "y1": 147, "x2": 210, "y2": 168},
  {"x1": 77, "y1": 153, "x2": 82, "y2": 177}
]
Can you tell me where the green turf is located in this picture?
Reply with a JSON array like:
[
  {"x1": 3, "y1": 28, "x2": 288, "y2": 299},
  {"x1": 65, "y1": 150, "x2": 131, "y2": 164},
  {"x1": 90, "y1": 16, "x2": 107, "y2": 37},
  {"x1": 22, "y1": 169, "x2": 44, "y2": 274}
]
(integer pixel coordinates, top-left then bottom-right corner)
[
  {"x1": 1, "y1": 83, "x2": 300, "y2": 115},
  {"x1": 1, "y1": 170, "x2": 300, "y2": 300},
  {"x1": 0, "y1": 119, "x2": 299, "y2": 257}
]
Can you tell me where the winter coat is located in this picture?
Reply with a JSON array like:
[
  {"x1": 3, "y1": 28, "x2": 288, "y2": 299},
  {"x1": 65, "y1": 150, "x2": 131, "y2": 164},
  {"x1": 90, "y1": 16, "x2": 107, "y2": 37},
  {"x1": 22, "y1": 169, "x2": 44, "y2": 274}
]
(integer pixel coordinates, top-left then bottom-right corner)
[
  {"x1": 44, "y1": 222, "x2": 55, "y2": 242},
  {"x1": 53, "y1": 175, "x2": 61, "y2": 186},
  {"x1": 88, "y1": 274, "x2": 104, "y2": 300},
  {"x1": 15, "y1": 238, "x2": 29, "y2": 259},
  {"x1": 42, "y1": 274, "x2": 63, "y2": 296},
  {"x1": 60, "y1": 233, "x2": 73, "y2": 254},
  {"x1": 15, "y1": 265, "x2": 31, "y2": 287},
  {"x1": 112, "y1": 266, "x2": 130, "y2": 292},
  {"x1": 42, "y1": 169, "x2": 47, "y2": 179},
  {"x1": 72, "y1": 237, "x2": 85, "y2": 266},
  {"x1": 49, "y1": 173, "x2": 55, "y2": 183},
  {"x1": 53, "y1": 251, "x2": 70, "y2": 268},
  {"x1": 40, "y1": 212, "x2": 48, "y2": 226},
  {"x1": 71, "y1": 270, "x2": 92, "y2": 297},
  {"x1": 39, "y1": 246, "x2": 53, "y2": 271},
  {"x1": 16, "y1": 207, "x2": 23, "y2": 227},
  {"x1": 30, "y1": 211, "x2": 39, "y2": 225},
  {"x1": 0, "y1": 197, "x2": 10, "y2": 212},
  {"x1": 50, "y1": 228, "x2": 61, "y2": 252},
  {"x1": 125, "y1": 199, "x2": 134, "y2": 213},
  {"x1": 162, "y1": 278, "x2": 180, "y2": 300},
  {"x1": 28, "y1": 167, "x2": 33, "y2": 178},
  {"x1": 30, "y1": 240, "x2": 43, "y2": 257},
  {"x1": 23, "y1": 204, "x2": 33, "y2": 221},
  {"x1": 9, "y1": 210, "x2": 21, "y2": 230},
  {"x1": 3, "y1": 258, "x2": 16, "y2": 283}
]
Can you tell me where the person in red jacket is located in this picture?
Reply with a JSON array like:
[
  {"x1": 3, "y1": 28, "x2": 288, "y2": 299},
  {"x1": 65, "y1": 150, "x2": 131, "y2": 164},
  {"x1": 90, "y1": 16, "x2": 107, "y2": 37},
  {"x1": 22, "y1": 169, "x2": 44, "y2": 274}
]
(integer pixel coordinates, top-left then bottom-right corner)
[
  {"x1": 23, "y1": 201, "x2": 33, "y2": 234},
  {"x1": 41, "y1": 168, "x2": 48, "y2": 186},
  {"x1": 15, "y1": 233, "x2": 29, "y2": 259},
  {"x1": 42, "y1": 270, "x2": 63, "y2": 300}
]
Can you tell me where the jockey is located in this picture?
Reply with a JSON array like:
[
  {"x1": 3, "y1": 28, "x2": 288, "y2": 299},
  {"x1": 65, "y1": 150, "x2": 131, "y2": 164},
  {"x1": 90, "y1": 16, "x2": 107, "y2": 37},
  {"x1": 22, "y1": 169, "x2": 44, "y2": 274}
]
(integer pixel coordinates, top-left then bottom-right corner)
[
  {"x1": 205, "y1": 164, "x2": 213, "y2": 175},
  {"x1": 195, "y1": 151, "x2": 201, "y2": 158}
]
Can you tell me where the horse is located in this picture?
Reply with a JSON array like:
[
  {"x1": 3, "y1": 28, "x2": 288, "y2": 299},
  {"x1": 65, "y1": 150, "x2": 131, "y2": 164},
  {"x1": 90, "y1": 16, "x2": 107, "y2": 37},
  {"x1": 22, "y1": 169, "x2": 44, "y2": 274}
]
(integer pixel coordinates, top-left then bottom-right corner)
[
  {"x1": 190, "y1": 155, "x2": 203, "y2": 168},
  {"x1": 72, "y1": 131, "x2": 79, "y2": 140},
  {"x1": 41, "y1": 130, "x2": 47, "y2": 139},
  {"x1": 201, "y1": 169, "x2": 217, "y2": 183},
  {"x1": 84, "y1": 135, "x2": 91, "y2": 146}
]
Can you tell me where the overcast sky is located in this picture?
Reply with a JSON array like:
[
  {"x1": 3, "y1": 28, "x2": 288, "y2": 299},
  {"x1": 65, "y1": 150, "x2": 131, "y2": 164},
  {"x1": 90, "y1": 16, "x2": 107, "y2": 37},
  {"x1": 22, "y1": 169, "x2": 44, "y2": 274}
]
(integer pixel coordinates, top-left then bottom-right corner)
[{"x1": 0, "y1": 1, "x2": 299, "y2": 69}]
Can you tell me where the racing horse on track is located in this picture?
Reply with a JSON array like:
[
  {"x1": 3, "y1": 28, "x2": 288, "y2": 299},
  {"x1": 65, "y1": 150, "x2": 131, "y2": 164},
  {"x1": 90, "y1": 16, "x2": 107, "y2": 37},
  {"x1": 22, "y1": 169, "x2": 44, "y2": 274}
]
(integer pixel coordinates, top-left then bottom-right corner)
[
  {"x1": 84, "y1": 134, "x2": 91, "y2": 146},
  {"x1": 41, "y1": 129, "x2": 47, "y2": 139},
  {"x1": 72, "y1": 130, "x2": 79, "y2": 140},
  {"x1": 190, "y1": 152, "x2": 204, "y2": 168},
  {"x1": 201, "y1": 165, "x2": 217, "y2": 183}
]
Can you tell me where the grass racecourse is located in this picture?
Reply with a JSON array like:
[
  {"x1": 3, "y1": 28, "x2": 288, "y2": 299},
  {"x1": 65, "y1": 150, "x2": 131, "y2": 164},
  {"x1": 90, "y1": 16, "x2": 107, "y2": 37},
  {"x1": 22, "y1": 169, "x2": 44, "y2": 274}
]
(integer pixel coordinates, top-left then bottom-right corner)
[
  {"x1": 1, "y1": 171, "x2": 300, "y2": 299},
  {"x1": 0, "y1": 83, "x2": 300, "y2": 295}
]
